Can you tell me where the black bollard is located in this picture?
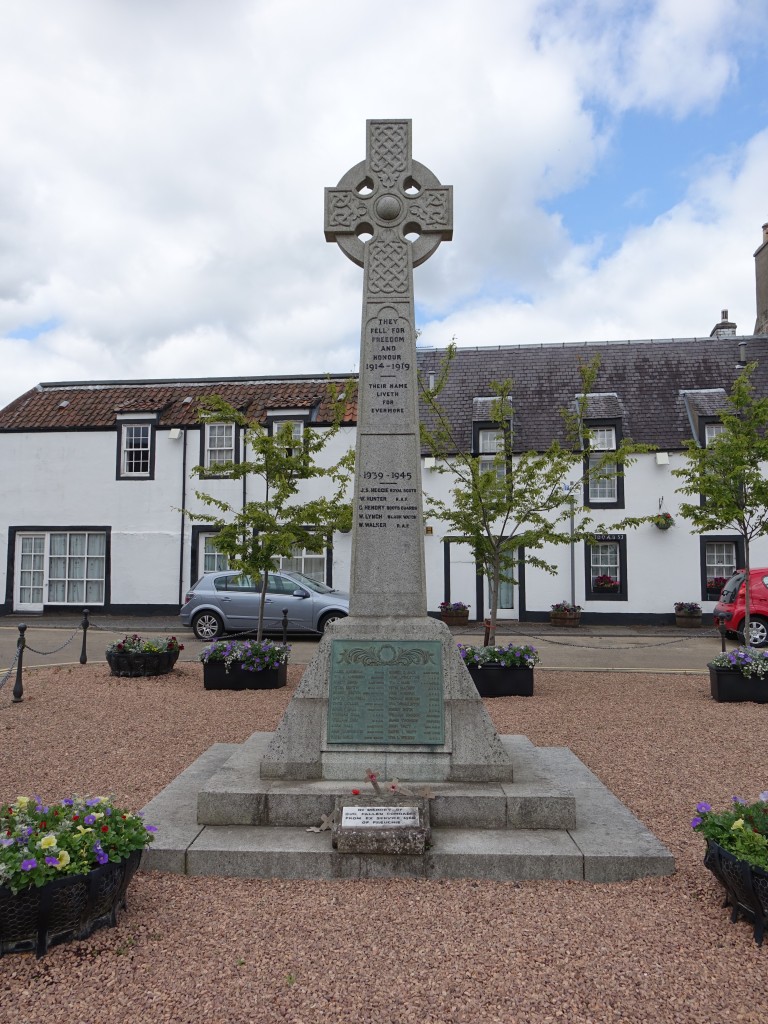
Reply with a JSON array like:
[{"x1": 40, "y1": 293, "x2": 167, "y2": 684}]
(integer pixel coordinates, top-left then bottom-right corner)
[
  {"x1": 282, "y1": 608, "x2": 289, "y2": 644},
  {"x1": 12, "y1": 624, "x2": 26, "y2": 703},
  {"x1": 718, "y1": 615, "x2": 727, "y2": 653},
  {"x1": 80, "y1": 608, "x2": 90, "y2": 665}
]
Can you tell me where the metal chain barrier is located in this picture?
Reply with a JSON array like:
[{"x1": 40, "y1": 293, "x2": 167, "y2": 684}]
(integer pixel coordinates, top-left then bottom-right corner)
[{"x1": 24, "y1": 624, "x2": 82, "y2": 656}]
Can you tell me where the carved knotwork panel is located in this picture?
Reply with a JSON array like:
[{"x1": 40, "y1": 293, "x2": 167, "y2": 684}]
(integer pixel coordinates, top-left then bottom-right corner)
[
  {"x1": 369, "y1": 122, "x2": 409, "y2": 190},
  {"x1": 368, "y1": 240, "x2": 409, "y2": 294}
]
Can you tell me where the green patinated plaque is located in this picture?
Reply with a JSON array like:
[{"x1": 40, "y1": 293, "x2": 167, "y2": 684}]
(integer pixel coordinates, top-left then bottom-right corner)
[{"x1": 327, "y1": 640, "x2": 444, "y2": 745}]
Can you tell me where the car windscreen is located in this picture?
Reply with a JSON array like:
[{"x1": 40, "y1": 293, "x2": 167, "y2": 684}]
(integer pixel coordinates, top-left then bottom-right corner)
[
  {"x1": 284, "y1": 571, "x2": 333, "y2": 594},
  {"x1": 720, "y1": 573, "x2": 744, "y2": 602}
]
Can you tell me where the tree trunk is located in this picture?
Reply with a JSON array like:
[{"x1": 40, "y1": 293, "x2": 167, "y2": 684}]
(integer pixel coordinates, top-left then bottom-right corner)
[{"x1": 743, "y1": 537, "x2": 751, "y2": 646}]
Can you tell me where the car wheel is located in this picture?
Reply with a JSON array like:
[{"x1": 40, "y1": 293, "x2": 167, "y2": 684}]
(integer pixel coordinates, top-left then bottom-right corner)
[
  {"x1": 747, "y1": 616, "x2": 768, "y2": 647},
  {"x1": 318, "y1": 611, "x2": 347, "y2": 634},
  {"x1": 192, "y1": 611, "x2": 224, "y2": 641}
]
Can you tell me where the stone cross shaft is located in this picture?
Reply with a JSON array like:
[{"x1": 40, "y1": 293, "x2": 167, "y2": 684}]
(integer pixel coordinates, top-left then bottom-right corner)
[{"x1": 325, "y1": 120, "x2": 453, "y2": 617}]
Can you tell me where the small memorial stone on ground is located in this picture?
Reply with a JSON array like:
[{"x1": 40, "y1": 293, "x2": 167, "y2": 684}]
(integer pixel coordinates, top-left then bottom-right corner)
[{"x1": 332, "y1": 795, "x2": 431, "y2": 855}]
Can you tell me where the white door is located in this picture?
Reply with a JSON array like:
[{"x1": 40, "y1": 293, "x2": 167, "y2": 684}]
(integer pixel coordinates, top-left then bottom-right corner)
[
  {"x1": 484, "y1": 572, "x2": 518, "y2": 621},
  {"x1": 15, "y1": 534, "x2": 45, "y2": 612}
]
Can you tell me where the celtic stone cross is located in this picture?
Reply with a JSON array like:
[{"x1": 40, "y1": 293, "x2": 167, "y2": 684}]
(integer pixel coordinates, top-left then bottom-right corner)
[{"x1": 325, "y1": 120, "x2": 452, "y2": 618}]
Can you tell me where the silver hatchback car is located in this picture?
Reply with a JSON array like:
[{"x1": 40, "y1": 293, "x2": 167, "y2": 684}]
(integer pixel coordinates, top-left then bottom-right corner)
[{"x1": 180, "y1": 570, "x2": 349, "y2": 640}]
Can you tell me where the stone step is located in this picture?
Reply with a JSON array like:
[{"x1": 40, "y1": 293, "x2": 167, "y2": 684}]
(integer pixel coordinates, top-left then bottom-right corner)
[
  {"x1": 140, "y1": 736, "x2": 675, "y2": 883},
  {"x1": 196, "y1": 732, "x2": 576, "y2": 831}
]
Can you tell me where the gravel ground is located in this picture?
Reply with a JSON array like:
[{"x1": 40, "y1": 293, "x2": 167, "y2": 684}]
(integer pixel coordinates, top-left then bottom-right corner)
[{"x1": 1, "y1": 662, "x2": 766, "y2": 1024}]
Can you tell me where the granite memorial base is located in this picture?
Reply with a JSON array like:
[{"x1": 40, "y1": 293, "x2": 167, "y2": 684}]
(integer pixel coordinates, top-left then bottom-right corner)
[{"x1": 140, "y1": 732, "x2": 675, "y2": 883}]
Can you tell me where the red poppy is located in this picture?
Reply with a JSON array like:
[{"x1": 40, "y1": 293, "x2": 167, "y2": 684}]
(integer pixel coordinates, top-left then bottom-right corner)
[
  {"x1": 101, "y1": 825, "x2": 109, "y2": 832},
  {"x1": 72, "y1": 815, "x2": 79, "y2": 821},
  {"x1": 40, "y1": 821, "x2": 47, "y2": 828},
  {"x1": 351, "y1": 789, "x2": 360, "y2": 795}
]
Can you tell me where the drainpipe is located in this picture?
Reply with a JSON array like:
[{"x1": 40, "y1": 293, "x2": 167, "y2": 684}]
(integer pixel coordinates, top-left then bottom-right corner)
[{"x1": 178, "y1": 428, "x2": 187, "y2": 605}]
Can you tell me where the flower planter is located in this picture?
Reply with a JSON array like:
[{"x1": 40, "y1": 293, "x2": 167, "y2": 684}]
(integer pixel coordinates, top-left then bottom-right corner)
[
  {"x1": 593, "y1": 585, "x2": 619, "y2": 594},
  {"x1": 203, "y1": 661, "x2": 288, "y2": 690},
  {"x1": 440, "y1": 612, "x2": 470, "y2": 627},
  {"x1": 467, "y1": 665, "x2": 534, "y2": 698},
  {"x1": 704, "y1": 840, "x2": 768, "y2": 946},
  {"x1": 550, "y1": 612, "x2": 581, "y2": 628},
  {"x1": 106, "y1": 650, "x2": 179, "y2": 677},
  {"x1": 708, "y1": 664, "x2": 768, "y2": 703},
  {"x1": 0, "y1": 850, "x2": 142, "y2": 959},
  {"x1": 675, "y1": 614, "x2": 702, "y2": 628}
]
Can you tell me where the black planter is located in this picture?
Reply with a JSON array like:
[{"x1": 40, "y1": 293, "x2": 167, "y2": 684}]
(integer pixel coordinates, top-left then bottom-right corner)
[
  {"x1": 704, "y1": 840, "x2": 768, "y2": 946},
  {"x1": 203, "y1": 661, "x2": 287, "y2": 690},
  {"x1": 106, "y1": 649, "x2": 179, "y2": 677},
  {"x1": 467, "y1": 665, "x2": 534, "y2": 697},
  {"x1": 0, "y1": 850, "x2": 142, "y2": 958},
  {"x1": 708, "y1": 664, "x2": 768, "y2": 703}
]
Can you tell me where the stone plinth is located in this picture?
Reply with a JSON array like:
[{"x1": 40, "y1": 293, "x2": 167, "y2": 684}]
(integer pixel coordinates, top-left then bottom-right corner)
[{"x1": 259, "y1": 615, "x2": 514, "y2": 783}]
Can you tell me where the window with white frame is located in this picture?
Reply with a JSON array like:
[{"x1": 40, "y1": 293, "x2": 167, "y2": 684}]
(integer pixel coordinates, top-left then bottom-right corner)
[
  {"x1": 47, "y1": 532, "x2": 106, "y2": 604},
  {"x1": 587, "y1": 425, "x2": 618, "y2": 503},
  {"x1": 202, "y1": 535, "x2": 229, "y2": 573},
  {"x1": 478, "y1": 428, "x2": 505, "y2": 478},
  {"x1": 205, "y1": 423, "x2": 234, "y2": 469},
  {"x1": 590, "y1": 541, "x2": 620, "y2": 589},
  {"x1": 273, "y1": 420, "x2": 303, "y2": 448},
  {"x1": 120, "y1": 423, "x2": 151, "y2": 477},
  {"x1": 705, "y1": 541, "x2": 736, "y2": 586},
  {"x1": 279, "y1": 545, "x2": 325, "y2": 582},
  {"x1": 704, "y1": 422, "x2": 725, "y2": 446}
]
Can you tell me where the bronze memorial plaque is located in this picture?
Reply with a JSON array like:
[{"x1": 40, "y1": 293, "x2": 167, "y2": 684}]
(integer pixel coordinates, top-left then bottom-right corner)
[{"x1": 327, "y1": 640, "x2": 444, "y2": 745}]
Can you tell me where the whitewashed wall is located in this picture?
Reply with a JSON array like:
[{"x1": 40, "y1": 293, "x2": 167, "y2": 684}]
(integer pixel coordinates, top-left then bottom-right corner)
[{"x1": 3, "y1": 427, "x2": 768, "y2": 618}]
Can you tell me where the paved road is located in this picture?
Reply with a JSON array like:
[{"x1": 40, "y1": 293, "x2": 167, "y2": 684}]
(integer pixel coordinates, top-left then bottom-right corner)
[{"x1": 0, "y1": 613, "x2": 729, "y2": 676}]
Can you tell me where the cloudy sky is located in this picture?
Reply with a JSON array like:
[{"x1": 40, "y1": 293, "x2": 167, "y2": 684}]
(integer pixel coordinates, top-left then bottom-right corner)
[{"x1": 1, "y1": 0, "x2": 767, "y2": 409}]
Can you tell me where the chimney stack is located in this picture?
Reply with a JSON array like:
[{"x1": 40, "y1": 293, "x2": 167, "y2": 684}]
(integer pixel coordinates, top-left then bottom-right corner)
[
  {"x1": 710, "y1": 309, "x2": 736, "y2": 339},
  {"x1": 755, "y1": 223, "x2": 768, "y2": 334}
]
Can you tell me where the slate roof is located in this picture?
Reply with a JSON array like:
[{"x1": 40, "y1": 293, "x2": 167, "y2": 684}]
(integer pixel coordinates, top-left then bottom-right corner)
[
  {"x1": 0, "y1": 375, "x2": 359, "y2": 432},
  {"x1": 416, "y1": 334, "x2": 768, "y2": 452},
  {"x1": 1, "y1": 334, "x2": 766, "y2": 451}
]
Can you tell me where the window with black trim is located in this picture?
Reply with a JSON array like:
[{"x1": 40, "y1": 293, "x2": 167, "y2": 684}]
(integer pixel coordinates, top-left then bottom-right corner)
[
  {"x1": 700, "y1": 535, "x2": 743, "y2": 600},
  {"x1": 585, "y1": 535, "x2": 627, "y2": 600},
  {"x1": 584, "y1": 422, "x2": 624, "y2": 508},
  {"x1": 117, "y1": 421, "x2": 155, "y2": 479},
  {"x1": 703, "y1": 421, "x2": 725, "y2": 447},
  {"x1": 472, "y1": 421, "x2": 510, "y2": 479}
]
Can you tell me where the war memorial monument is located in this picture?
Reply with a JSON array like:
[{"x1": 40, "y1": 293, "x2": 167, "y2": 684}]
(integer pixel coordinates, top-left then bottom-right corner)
[{"x1": 143, "y1": 120, "x2": 674, "y2": 881}]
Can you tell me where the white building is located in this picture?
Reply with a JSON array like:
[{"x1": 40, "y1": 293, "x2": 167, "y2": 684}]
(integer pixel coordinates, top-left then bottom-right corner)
[{"x1": 2, "y1": 225, "x2": 767, "y2": 625}]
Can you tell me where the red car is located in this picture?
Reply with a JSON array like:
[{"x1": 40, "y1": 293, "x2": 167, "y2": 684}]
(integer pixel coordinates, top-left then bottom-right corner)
[{"x1": 713, "y1": 569, "x2": 768, "y2": 647}]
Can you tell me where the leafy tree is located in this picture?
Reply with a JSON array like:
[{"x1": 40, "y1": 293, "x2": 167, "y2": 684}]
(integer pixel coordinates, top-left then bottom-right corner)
[
  {"x1": 673, "y1": 363, "x2": 768, "y2": 645},
  {"x1": 419, "y1": 344, "x2": 651, "y2": 644},
  {"x1": 186, "y1": 388, "x2": 355, "y2": 641}
]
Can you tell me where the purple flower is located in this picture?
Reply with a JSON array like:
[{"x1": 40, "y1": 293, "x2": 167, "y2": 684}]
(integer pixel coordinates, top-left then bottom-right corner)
[
  {"x1": 145, "y1": 824, "x2": 158, "y2": 833},
  {"x1": 691, "y1": 816, "x2": 702, "y2": 829},
  {"x1": 95, "y1": 850, "x2": 109, "y2": 865},
  {"x1": 759, "y1": 791, "x2": 768, "y2": 803},
  {"x1": 45, "y1": 856, "x2": 60, "y2": 866},
  {"x1": 21, "y1": 858, "x2": 37, "y2": 871},
  {"x1": 84, "y1": 814, "x2": 96, "y2": 825},
  {"x1": 696, "y1": 802, "x2": 712, "y2": 813},
  {"x1": 85, "y1": 798, "x2": 101, "y2": 806},
  {"x1": 62, "y1": 798, "x2": 74, "y2": 806},
  {"x1": 104, "y1": 807, "x2": 112, "y2": 816},
  {"x1": 0, "y1": 838, "x2": 13, "y2": 848},
  {"x1": 732, "y1": 796, "x2": 747, "y2": 805}
]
